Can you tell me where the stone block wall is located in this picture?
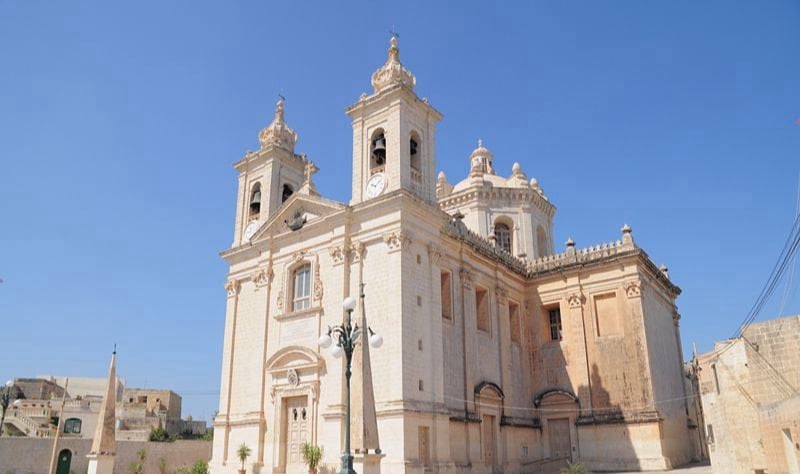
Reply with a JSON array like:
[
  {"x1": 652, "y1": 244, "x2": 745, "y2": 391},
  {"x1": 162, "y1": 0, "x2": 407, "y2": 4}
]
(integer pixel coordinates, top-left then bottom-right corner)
[{"x1": 0, "y1": 438, "x2": 211, "y2": 474}]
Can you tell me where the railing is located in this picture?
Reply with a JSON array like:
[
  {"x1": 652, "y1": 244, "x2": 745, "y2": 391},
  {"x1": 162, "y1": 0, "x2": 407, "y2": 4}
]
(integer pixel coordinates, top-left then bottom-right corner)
[
  {"x1": 5, "y1": 411, "x2": 55, "y2": 437},
  {"x1": 370, "y1": 166, "x2": 385, "y2": 176},
  {"x1": 527, "y1": 238, "x2": 635, "y2": 275}
]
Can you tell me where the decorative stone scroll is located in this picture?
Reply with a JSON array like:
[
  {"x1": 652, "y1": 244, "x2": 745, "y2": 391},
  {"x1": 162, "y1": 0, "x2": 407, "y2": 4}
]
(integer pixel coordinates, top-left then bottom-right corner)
[
  {"x1": 329, "y1": 246, "x2": 346, "y2": 265},
  {"x1": 350, "y1": 241, "x2": 366, "y2": 263},
  {"x1": 276, "y1": 281, "x2": 284, "y2": 310},
  {"x1": 567, "y1": 293, "x2": 584, "y2": 309},
  {"x1": 495, "y1": 285, "x2": 509, "y2": 305},
  {"x1": 624, "y1": 281, "x2": 642, "y2": 299},
  {"x1": 459, "y1": 268, "x2": 473, "y2": 289},
  {"x1": 313, "y1": 255, "x2": 323, "y2": 302},
  {"x1": 251, "y1": 267, "x2": 272, "y2": 289},
  {"x1": 225, "y1": 280, "x2": 240, "y2": 298},
  {"x1": 427, "y1": 243, "x2": 444, "y2": 266},
  {"x1": 383, "y1": 231, "x2": 411, "y2": 253}
]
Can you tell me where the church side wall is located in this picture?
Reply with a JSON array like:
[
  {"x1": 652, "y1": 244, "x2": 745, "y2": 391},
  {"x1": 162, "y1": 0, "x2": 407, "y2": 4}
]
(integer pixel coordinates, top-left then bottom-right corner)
[{"x1": 641, "y1": 276, "x2": 693, "y2": 468}]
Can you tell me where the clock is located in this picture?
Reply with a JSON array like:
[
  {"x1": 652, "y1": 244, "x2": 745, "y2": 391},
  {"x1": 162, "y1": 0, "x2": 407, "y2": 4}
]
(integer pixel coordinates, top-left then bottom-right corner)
[
  {"x1": 243, "y1": 221, "x2": 259, "y2": 242},
  {"x1": 365, "y1": 173, "x2": 387, "y2": 199}
]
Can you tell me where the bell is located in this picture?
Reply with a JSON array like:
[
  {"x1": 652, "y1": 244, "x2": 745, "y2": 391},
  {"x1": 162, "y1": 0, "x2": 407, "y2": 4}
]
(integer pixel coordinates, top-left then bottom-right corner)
[
  {"x1": 373, "y1": 136, "x2": 386, "y2": 152},
  {"x1": 250, "y1": 190, "x2": 261, "y2": 206},
  {"x1": 410, "y1": 139, "x2": 418, "y2": 156}
]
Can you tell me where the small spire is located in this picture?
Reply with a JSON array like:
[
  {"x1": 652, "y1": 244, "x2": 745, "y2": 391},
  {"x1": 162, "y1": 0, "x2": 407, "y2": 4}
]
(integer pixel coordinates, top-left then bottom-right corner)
[
  {"x1": 566, "y1": 237, "x2": 575, "y2": 247},
  {"x1": 478, "y1": 138, "x2": 483, "y2": 148}
]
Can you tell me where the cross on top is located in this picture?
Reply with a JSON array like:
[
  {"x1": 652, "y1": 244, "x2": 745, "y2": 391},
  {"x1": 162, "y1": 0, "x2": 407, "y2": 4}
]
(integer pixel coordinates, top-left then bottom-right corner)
[{"x1": 304, "y1": 160, "x2": 319, "y2": 184}]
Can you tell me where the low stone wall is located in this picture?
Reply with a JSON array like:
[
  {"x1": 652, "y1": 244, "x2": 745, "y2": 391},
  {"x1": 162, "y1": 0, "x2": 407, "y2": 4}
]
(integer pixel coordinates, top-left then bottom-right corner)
[{"x1": 0, "y1": 438, "x2": 211, "y2": 474}]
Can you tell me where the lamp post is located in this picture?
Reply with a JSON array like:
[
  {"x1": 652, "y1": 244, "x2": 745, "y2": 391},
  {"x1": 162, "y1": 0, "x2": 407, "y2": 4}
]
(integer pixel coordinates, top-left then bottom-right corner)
[
  {"x1": 0, "y1": 380, "x2": 14, "y2": 437},
  {"x1": 318, "y1": 289, "x2": 383, "y2": 474}
]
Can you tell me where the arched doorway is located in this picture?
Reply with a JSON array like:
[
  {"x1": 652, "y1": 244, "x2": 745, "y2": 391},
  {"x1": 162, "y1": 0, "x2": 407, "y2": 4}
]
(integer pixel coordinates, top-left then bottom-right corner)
[{"x1": 56, "y1": 449, "x2": 72, "y2": 474}]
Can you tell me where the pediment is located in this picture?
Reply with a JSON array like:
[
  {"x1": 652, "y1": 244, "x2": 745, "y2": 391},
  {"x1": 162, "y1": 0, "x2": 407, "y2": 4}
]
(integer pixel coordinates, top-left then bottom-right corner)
[
  {"x1": 250, "y1": 193, "x2": 345, "y2": 241},
  {"x1": 266, "y1": 345, "x2": 323, "y2": 373}
]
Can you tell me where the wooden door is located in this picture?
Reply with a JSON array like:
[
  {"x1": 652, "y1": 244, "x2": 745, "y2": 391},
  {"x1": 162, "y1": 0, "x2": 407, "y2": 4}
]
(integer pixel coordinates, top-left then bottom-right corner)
[
  {"x1": 548, "y1": 418, "x2": 571, "y2": 460},
  {"x1": 56, "y1": 449, "x2": 71, "y2": 474},
  {"x1": 482, "y1": 415, "x2": 496, "y2": 468},
  {"x1": 284, "y1": 396, "x2": 309, "y2": 474}
]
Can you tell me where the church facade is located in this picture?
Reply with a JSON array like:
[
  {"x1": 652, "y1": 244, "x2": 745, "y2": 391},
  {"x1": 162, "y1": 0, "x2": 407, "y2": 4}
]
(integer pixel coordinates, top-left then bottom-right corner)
[{"x1": 210, "y1": 37, "x2": 701, "y2": 474}]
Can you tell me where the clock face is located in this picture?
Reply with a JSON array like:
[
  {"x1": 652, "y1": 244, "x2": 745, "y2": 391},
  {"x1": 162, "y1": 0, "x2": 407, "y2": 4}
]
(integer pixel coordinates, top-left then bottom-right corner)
[
  {"x1": 243, "y1": 221, "x2": 259, "y2": 242},
  {"x1": 366, "y1": 173, "x2": 387, "y2": 199}
]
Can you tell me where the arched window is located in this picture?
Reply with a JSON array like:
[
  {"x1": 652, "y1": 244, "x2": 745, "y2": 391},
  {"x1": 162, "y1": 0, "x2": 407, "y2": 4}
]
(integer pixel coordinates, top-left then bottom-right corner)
[
  {"x1": 494, "y1": 222, "x2": 512, "y2": 253},
  {"x1": 410, "y1": 132, "x2": 421, "y2": 182},
  {"x1": 536, "y1": 225, "x2": 549, "y2": 257},
  {"x1": 370, "y1": 129, "x2": 386, "y2": 175},
  {"x1": 249, "y1": 183, "x2": 262, "y2": 217},
  {"x1": 282, "y1": 183, "x2": 294, "y2": 203},
  {"x1": 64, "y1": 418, "x2": 82, "y2": 434},
  {"x1": 292, "y1": 264, "x2": 311, "y2": 311}
]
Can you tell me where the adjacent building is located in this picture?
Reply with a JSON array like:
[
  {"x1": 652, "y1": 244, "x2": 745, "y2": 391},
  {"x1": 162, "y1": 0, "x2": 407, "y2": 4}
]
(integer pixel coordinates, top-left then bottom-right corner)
[
  {"x1": 210, "y1": 37, "x2": 701, "y2": 473},
  {"x1": 696, "y1": 315, "x2": 800, "y2": 474},
  {"x1": 2, "y1": 378, "x2": 205, "y2": 441}
]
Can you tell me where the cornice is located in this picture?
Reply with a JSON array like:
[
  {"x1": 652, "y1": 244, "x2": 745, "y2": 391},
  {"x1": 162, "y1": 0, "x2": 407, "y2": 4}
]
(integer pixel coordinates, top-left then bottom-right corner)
[{"x1": 438, "y1": 185, "x2": 556, "y2": 218}]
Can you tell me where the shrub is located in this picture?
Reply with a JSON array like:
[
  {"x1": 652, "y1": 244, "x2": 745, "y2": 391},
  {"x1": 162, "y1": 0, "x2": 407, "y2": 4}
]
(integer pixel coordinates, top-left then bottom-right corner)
[
  {"x1": 301, "y1": 443, "x2": 322, "y2": 470},
  {"x1": 565, "y1": 462, "x2": 592, "y2": 474},
  {"x1": 149, "y1": 426, "x2": 170, "y2": 442},
  {"x1": 175, "y1": 461, "x2": 209, "y2": 474},
  {"x1": 237, "y1": 443, "x2": 252, "y2": 471}
]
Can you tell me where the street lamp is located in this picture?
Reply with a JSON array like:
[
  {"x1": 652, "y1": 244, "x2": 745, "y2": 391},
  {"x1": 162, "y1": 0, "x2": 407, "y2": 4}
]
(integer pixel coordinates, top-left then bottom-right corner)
[
  {"x1": 1, "y1": 380, "x2": 14, "y2": 437},
  {"x1": 318, "y1": 291, "x2": 382, "y2": 474}
]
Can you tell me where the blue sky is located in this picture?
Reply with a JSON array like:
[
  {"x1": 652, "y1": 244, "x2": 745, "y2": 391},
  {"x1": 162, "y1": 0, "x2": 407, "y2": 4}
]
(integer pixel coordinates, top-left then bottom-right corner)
[{"x1": 1, "y1": 1, "x2": 799, "y2": 421}]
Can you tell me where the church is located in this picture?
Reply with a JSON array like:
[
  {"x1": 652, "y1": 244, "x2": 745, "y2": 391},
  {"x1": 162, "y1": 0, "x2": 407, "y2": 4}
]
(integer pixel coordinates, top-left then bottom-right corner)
[{"x1": 210, "y1": 36, "x2": 702, "y2": 473}]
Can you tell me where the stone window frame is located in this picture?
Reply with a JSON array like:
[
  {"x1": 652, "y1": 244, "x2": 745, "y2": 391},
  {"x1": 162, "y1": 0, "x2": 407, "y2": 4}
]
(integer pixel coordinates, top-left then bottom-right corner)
[
  {"x1": 475, "y1": 285, "x2": 491, "y2": 335},
  {"x1": 291, "y1": 263, "x2": 312, "y2": 312},
  {"x1": 493, "y1": 216, "x2": 514, "y2": 254},
  {"x1": 440, "y1": 269, "x2": 454, "y2": 322},
  {"x1": 544, "y1": 304, "x2": 563, "y2": 342},
  {"x1": 249, "y1": 181, "x2": 262, "y2": 219},
  {"x1": 591, "y1": 290, "x2": 624, "y2": 339},
  {"x1": 508, "y1": 299, "x2": 521, "y2": 345},
  {"x1": 409, "y1": 129, "x2": 422, "y2": 182},
  {"x1": 369, "y1": 127, "x2": 387, "y2": 175},
  {"x1": 64, "y1": 417, "x2": 82, "y2": 434}
]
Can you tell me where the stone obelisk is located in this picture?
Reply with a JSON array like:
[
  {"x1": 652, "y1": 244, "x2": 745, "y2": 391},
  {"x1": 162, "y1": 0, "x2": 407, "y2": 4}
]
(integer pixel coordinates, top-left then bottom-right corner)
[{"x1": 87, "y1": 350, "x2": 117, "y2": 474}]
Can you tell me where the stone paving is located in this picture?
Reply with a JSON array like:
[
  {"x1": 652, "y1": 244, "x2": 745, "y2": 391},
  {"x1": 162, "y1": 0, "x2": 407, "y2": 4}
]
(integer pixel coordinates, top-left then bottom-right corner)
[{"x1": 606, "y1": 463, "x2": 712, "y2": 474}]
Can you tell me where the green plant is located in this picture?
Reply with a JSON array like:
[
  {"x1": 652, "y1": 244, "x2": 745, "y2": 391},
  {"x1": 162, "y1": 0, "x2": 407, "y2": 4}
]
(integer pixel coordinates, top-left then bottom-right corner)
[
  {"x1": 130, "y1": 448, "x2": 146, "y2": 474},
  {"x1": 159, "y1": 457, "x2": 168, "y2": 474},
  {"x1": 149, "y1": 426, "x2": 170, "y2": 442},
  {"x1": 175, "y1": 461, "x2": 209, "y2": 474},
  {"x1": 201, "y1": 428, "x2": 213, "y2": 441},
  {"x1": 237, "y1": 443, "x2": 252, "y2": 471},
  {"x1": 565, "y1": 462, "x2": 592, "y2": 474},
  {"x1": 301, "y1": 443, "x2": 323, "y2": 470}
]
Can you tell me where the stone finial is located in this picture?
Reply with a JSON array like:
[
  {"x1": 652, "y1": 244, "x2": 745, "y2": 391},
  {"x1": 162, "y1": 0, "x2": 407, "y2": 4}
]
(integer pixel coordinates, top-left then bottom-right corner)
[
  {"x1": 565, "y1": 237, "x2": 576, "y2": 258},
  {"x1": 511, "y1": 162, "x2": 527, "y2": 181},
  {"x1": 659, "y1": 264, "x2": 670, "y2": 279},
  {"x1": 258, "y1": 97, "x2": 298, "y2": 152},
  {"x1": 621, "y1": 224, "x2": 635, "y2": 246},
  {"x1": 530, "y1": 177, "x2": 539, "y2": 189},
  {"x1": 566, "y1": 237, "x2": 575, "y2": 248},
  {"x1": 437, "y1": 171, "x2": 447, "y2": 183},
  {"x1": 371, "y1": 35, "x2": 416, "y2": 93}
]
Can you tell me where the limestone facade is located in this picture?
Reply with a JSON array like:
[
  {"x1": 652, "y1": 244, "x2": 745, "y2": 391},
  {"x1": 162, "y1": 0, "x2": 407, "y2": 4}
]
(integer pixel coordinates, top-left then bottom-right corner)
[
  {"x1": 210, "y1": 37, "x2": 697, "y2": 474},
  {"x1": 696, "y1": 315, "x2": 800, "y2": 474}
]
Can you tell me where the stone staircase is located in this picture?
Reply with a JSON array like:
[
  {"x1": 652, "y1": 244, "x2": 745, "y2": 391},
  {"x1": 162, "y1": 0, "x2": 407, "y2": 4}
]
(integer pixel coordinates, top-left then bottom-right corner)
[{"x1": 3, "y1": 409, "x2": 55, "y2": 437}]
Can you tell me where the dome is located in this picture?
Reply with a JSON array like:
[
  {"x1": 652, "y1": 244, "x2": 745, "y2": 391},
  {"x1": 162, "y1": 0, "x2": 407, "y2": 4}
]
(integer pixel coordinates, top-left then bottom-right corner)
[
  {"x1": 259, "y1": 98, "x2": 298, "y2": 152},
  {"x1": 371, "y1": 36, "x2": 416, "y2": 94}
]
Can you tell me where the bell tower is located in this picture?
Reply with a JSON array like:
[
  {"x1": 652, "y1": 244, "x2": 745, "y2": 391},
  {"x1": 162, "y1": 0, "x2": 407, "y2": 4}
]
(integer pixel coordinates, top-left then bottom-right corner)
[
  {"x1": 346, "y1": 36, "x2": 442, "y2": 205},
  {"x1": 231, "y1": 98, "x2": 307, "y2": 246}
]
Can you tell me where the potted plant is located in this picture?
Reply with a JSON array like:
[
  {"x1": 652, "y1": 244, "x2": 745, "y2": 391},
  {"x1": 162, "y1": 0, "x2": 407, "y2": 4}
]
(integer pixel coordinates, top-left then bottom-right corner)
[
  {"x1": 301, "y1": 443, "x2": 322, "y2": 474},
  {"x1": 237, "y1": 443, "x2": 251, "y2": 474}
]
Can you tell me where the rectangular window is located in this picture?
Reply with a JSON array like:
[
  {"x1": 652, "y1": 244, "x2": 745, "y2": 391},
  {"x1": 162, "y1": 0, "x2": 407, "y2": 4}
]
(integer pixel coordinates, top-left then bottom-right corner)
[
  {"x1": 441, "y1": 271, "x2": 453, "y2": 320},
  {"x1": 476, "y1": 287, "x2": 490, "y2": 333},
  {"x1": 706, "y1": 424, "x2": 715, "y2": 444},
  {"x1": 509, "y1": 301, "x2": 521, "y2": 344},
  {"x1": 548, "y1": 307, "x2": 562, "y2": 341},
  {"x1": 594, "y1": 292, "x2": 621, "y2": 337},
  {"x1": 292, "y1": 265, "x2": 311, "y2": 311}
]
